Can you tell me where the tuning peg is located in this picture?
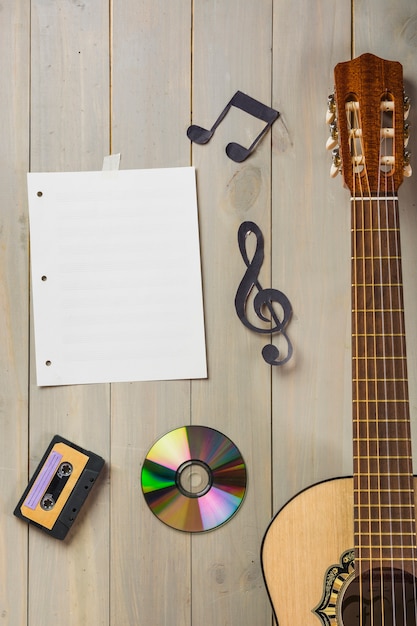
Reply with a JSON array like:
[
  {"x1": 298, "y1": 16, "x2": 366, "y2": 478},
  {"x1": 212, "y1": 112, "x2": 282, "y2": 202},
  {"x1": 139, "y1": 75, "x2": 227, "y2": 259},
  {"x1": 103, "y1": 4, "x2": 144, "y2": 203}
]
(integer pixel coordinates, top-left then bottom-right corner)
[
  {"x1": 326, "y1": 122, "x2": 338, "y2": 150},
  {"x1": 404, "y1": 150, "x2": 412, "y2": 177},
  {"x1": 404, "y1": 123, "x2": 410, "y2": 147},
  {"x1": 326, "y1": 109, "x2": 335, "y2": 124},
  {"x1": 326, "y1": 94, "x2": 336, "y2": 124},
  {"x1": 404, "y1": 95, "x2": 411, "y2": 120},
  {"x1": 330, "y1": 148, "x2": 341, "y2": 178},
  {"x1": 326, "y1": 137, "x2": 338, "y2": 151},
  {"x1": 330, "y1": 163, "x2": 340, "y2": 178}
]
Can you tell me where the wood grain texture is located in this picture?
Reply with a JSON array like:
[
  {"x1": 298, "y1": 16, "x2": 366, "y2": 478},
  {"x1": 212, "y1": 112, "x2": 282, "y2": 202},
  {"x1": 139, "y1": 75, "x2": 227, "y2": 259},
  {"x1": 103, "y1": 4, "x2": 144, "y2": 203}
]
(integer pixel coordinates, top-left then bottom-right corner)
[
  {"x1": 190, "y1": 2, "x2": 274, "y2": 625},
  {"x1": 110, "y1": 2, "x2": 193, "y2": 625},
  {"x1": 2, "y1": 1, "x2": 417, "y2": 625},
  {"x1": 262, "y1": 476, "x2": 355, "y2": 626},
  {"x1": 0, "y1": 2, "x2": 30, "y2": 624},
  {"x1": 270, "y1": 0, "x2": 352, "y2": 512},
  {"x1": 28, "y1": 2, "x2": 111, "y2": 625}
]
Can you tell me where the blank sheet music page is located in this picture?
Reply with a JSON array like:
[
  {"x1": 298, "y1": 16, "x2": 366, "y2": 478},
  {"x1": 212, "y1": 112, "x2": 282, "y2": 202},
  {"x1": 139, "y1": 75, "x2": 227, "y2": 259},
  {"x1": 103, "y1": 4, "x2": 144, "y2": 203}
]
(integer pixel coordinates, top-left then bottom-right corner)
[{"x1": 27, "y1": 166, "x2": 207, "y2": 386}]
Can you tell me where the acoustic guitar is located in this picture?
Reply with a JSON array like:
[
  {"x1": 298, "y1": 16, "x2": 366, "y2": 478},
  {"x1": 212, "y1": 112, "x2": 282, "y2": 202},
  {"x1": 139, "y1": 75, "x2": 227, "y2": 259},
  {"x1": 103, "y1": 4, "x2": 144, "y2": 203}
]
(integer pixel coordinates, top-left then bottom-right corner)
[{"x1": 261, "y1": 53, "x2": 416, "y2": 625}]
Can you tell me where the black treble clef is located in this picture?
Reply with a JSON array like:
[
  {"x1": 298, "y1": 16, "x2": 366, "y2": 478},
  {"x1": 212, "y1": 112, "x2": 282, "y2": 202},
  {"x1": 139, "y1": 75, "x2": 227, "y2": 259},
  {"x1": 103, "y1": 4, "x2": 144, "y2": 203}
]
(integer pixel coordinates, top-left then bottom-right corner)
[{"x1": 234, "y1": 221, "x2": 293, "y2": 366}]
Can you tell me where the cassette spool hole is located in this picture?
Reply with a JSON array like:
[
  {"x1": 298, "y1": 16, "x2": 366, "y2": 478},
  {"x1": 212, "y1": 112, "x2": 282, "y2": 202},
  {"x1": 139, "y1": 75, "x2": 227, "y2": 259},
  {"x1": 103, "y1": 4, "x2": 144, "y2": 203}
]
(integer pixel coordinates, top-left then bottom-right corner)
[
  {"x1": 41, "y1": 494, "x2": 55, "y2": 510},
  {"x1": 57, "y1": 462, "x2": 73, "y2": 478},
  {"x1": 176, "y1": 460, "x2": 213, "y2": 498}
]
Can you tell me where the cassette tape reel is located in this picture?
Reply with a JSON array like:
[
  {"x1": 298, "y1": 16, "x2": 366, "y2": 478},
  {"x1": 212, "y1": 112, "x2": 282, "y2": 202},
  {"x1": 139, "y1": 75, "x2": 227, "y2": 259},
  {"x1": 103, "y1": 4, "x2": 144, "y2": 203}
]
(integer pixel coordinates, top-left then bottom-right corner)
[{"x1": 14, "y1": 435, "x2": 105, "y2": 540}]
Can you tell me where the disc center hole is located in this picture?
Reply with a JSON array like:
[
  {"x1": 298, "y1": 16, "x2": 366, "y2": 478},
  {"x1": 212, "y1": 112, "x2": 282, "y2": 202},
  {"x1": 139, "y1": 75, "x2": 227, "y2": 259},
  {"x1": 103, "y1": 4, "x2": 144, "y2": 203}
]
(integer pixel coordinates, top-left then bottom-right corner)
[{"x1": 177, "y1": 460, "x2": 212, "y2": 497}]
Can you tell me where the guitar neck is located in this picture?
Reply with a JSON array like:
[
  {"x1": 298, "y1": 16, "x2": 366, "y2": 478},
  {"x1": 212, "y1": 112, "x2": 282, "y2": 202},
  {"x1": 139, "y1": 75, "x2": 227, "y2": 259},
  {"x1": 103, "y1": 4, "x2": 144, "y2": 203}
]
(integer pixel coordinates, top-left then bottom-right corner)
[{"x1": 351, "y1": 195, "x2": 417, "y2": 573}]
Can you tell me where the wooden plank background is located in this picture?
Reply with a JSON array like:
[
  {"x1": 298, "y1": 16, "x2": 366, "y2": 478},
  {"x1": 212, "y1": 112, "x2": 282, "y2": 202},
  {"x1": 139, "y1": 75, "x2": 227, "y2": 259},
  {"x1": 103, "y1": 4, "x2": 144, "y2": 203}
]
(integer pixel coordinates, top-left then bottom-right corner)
[{"x1": 1, "y1": 1, "x2": 417, "y2": 624}]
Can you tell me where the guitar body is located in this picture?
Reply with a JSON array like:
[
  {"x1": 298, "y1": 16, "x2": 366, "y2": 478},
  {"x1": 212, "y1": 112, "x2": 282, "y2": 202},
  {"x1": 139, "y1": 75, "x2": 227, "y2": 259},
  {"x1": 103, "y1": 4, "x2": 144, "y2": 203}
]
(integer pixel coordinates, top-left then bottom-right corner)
[{"x1": 261, "y1": 477, "x2": 417, "y2": 625}]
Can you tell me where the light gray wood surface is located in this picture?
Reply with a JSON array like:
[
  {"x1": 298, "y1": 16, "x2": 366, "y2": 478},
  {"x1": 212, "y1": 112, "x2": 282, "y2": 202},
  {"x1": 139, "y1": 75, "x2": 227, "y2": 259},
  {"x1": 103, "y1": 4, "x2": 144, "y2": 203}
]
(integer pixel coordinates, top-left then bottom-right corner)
[{"x1": 2, "y1": 1, "x2": 417, "y2": 625}]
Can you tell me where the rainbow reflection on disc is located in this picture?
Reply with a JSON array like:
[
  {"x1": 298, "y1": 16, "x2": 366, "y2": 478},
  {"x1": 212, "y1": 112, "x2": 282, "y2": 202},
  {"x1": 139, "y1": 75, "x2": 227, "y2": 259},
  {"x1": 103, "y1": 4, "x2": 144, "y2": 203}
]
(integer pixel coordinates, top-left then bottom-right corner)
[{"x1": 141, "y1": 426, "x2": 247, "y2": 532}]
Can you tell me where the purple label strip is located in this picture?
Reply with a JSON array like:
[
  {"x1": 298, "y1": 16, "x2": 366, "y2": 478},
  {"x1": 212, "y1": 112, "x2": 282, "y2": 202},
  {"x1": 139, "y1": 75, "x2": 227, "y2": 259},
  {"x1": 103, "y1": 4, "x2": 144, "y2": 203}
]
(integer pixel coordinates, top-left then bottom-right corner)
[{"x1": 24, "y1": 450, "x2": 63, "y2": 510}]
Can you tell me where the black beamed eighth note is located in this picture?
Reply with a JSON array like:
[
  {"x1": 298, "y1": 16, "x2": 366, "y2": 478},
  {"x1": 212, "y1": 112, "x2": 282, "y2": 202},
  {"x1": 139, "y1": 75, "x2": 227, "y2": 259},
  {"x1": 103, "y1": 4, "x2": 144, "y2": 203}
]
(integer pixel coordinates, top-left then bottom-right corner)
[
  {"x1": 235, "y1": 221, "x2": 293, "y2": 366},
  {"x1": 187, "y1": 91, "x2": 279, "y2": 162}
]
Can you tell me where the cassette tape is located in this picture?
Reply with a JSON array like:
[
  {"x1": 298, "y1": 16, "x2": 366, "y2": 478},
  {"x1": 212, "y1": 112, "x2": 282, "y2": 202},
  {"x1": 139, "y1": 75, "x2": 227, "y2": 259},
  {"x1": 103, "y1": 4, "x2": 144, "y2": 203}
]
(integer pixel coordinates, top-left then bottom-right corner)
[{"x1": 14, "y1": 435, "x2": 105, "y2": 540}]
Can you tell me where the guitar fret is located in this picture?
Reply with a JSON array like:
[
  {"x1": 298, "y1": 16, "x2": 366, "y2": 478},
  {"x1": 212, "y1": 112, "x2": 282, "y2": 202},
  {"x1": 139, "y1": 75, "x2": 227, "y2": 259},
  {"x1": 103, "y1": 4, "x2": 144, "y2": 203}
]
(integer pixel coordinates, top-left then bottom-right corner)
[
  {"x1": 351, "y1": 196, "x2": 399, "y2": 199},
  {"x1": 356, "y1": 557, "x2": 417, "y2": 561},
  {"x1": 357, "y1": 517, "x2": 416, "y2": 524},
  {"x1": 354, "y1": 456, "x2": 412, "y2": 460},
  {"x1": 354, "y1": 438, "x2": 410, "y2": 441},
  {"x1": 362, "y1": 532, "x2": 417, "y2": 536},
  {"x1": 357, "y1": 500, "x2": 412, "y2": 504},
  {"x1": 362, "y1": 530, "x2": 417, "y2": 537},
  {"x1": 353, "y1": 284, "x2": 402, "y2": 287},
  {"x1": 352, "y1": 228, "x2": 399, "y2": 232},
  {"x1": 360, "y1": 543, "x2": 416, "y2": 550},
  {"x1": 353, "y1": 399, "x2": 408, "y2": 402},
  {"x1": 355, "y1": 472, "x2": 411, "y2": 475},
  {"x1": 353, "y1": 378, "x2": 407, "y2": 382},
  {"x1": 354, "y1": 488, "x2": 413, "y2": 492},
  {"x1": 353, "y1": 356, "x2": 406, "y2": 359},
  {"x1": 353, "y1": 419, "x2": 409, "y2": 423},
  {"x1": 352, "y1": 333, "x2": 405, "y2": 337}
]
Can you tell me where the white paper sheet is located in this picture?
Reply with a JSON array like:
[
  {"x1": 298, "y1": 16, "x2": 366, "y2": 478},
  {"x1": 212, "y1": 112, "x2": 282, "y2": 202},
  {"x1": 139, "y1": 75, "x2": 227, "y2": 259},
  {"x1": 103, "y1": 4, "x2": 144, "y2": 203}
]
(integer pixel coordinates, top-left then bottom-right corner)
[{"x1": 27, "y1": 166, "x2": 207, "y2": 386}]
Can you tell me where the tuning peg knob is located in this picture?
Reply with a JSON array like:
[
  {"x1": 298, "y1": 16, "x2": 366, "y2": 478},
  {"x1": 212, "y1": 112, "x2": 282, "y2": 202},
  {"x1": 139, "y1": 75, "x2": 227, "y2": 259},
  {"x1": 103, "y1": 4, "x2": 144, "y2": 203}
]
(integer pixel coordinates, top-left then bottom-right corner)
[
  {"x1": 404, "y1": 95, "x2": 411, "y2": 120},
  {"x1": 326, "y1": 109, "x2": 335, "y2": 124},
  {"x1": 404, "y1": 123, "x2": 410, "y2": 147},
  {"x1": 404, "y1": 150, "x2": 412, "y2": 177},
  {"x1": 330, "y1": 148, "x2": 341, "y2": 177},
  {"x1": 326, "y1": 94, "x2": 336, "y2": 124},
  {"x1": 330, "y1": 163, "x2": 340, "y2": 178},
  {"x1": 326, "y1": 122, "x2": 338, "y2": 150},
  {"x1": 326, "y1": 136, "x2": 338, "y2": 151}
]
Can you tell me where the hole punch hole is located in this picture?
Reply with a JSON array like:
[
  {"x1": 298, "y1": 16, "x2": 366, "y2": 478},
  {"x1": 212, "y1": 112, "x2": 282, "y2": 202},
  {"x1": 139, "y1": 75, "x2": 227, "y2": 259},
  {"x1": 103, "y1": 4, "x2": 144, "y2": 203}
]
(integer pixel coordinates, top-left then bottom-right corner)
[
  {"x1": 45, "y1": 360, "x2": 52, "y2": 367},
  {"x1": 41, "y1": 275, "x2": 47, "y2": 282},
  {"x1": 37, "y1": 191, "x2": 43, "y2": 197}
]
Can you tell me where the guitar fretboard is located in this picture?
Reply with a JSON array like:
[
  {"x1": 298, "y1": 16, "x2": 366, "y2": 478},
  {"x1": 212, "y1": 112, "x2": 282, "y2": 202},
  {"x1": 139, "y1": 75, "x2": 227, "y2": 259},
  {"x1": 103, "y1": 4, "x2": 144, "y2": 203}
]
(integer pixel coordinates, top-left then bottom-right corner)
[{"x1": 351, "y1": 197, "x2": 417, "y2": 573}]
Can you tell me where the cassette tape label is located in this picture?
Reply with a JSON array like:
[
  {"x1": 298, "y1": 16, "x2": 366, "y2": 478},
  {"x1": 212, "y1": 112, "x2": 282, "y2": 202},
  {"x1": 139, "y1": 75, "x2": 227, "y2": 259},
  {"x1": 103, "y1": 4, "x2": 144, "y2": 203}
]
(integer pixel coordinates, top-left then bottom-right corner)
[{"x1": 24, "y1": 450, "x2": 63, "y2": 509}]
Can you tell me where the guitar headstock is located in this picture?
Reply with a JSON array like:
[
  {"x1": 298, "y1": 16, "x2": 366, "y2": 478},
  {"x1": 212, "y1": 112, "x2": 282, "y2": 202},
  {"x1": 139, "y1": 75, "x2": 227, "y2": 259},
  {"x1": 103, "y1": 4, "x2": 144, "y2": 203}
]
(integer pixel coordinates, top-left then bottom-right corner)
[{"x1": 327, "y1": 53, "x2": 411, "y2": 195}]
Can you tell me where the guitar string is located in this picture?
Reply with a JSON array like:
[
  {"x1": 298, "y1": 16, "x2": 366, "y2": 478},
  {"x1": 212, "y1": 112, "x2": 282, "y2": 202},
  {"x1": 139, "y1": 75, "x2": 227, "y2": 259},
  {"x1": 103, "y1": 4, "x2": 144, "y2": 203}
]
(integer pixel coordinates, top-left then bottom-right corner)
[
  {"x1": 350, "y1": 98, "x2": 373, "y2": 625},
  {"x1": 389, "y1": 174, "x2": 410, "y2": 626},
  {"x1": 349, "y1": 101, "x2": 360, "y2": 620},
  {"x1": 387, "y1": 110, "x2": 417, "y2": 625},
  {"x1": 384, "y1": 104, "x2": 417, "y2": 625},
  {"x1": 374, "y1": 132, "x2": 388, "y2": 626},
  {"x1": 377, "y1": 103, "x2": 395, "y2": 626},
  {"x1": 385, "y1": 123, "x2": 405, "y2": 626},
  {"x1": 351, "y1": 100, "x2": 367, "y2": 624}
]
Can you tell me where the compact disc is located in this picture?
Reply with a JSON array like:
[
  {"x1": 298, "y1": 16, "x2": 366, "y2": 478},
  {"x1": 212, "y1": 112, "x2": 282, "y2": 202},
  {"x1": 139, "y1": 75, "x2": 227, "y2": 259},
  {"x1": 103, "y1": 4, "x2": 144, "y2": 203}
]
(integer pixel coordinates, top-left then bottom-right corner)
[{"x1": 141, "y1": 425, "x2": 247, "y2": 532}]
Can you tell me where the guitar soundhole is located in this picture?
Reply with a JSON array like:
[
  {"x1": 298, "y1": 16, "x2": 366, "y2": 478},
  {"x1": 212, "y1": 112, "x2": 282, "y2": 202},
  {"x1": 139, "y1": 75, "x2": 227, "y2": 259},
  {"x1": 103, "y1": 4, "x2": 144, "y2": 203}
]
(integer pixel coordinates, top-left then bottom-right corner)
[{"x1": 340, "y1": 568, "x2": 417, "y2": 625}]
